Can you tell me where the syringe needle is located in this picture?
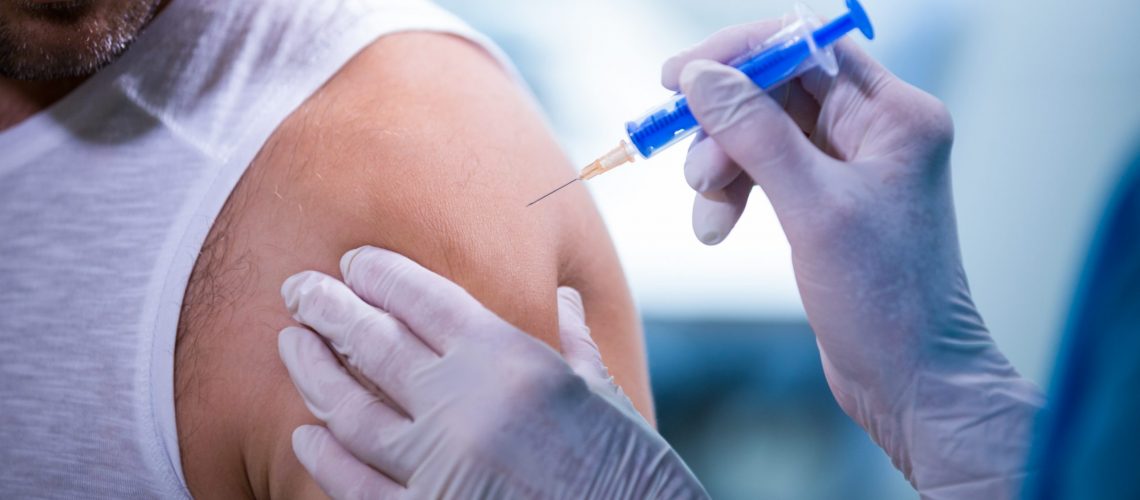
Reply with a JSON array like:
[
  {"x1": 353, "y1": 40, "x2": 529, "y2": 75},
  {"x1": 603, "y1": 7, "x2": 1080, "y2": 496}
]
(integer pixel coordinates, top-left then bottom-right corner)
[
  {"x1": 527, "y1": 141, "x2": 637, "y2": 207},
  {"x1": 527, "y1": 177, "x2": 580, "y2": 207}
]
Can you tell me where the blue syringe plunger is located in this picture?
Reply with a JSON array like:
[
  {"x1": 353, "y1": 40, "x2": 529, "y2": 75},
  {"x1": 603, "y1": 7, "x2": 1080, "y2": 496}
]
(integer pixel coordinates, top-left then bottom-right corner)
[{"x1": 816, "y1": 0, "x2": 875, "y2": 47}]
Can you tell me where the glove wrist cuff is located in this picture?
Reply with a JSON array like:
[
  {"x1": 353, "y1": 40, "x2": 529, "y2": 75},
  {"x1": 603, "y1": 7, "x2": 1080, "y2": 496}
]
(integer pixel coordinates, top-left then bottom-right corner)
[{"x1": 873, "y1": 345, "x2": 1046, "y2": 497}]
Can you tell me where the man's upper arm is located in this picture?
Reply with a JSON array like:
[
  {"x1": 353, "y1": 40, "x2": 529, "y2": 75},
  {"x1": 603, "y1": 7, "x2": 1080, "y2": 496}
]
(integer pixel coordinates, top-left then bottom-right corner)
[
  {"x1": 298, "y1": 33, "x2": 649, "y2": 385},
  {"x1": 214, "y1": 33, "x2": 650, "y2": 497}
]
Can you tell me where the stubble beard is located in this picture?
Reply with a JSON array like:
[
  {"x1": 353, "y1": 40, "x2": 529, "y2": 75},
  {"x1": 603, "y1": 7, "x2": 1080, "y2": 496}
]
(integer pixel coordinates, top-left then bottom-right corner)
[{"x1": 0, "y1": 0, "x2": 163, "y2": 81}]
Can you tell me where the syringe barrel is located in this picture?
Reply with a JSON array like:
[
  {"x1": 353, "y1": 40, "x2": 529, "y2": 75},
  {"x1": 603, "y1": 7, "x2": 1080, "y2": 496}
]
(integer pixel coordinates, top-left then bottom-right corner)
[
  {"x1": 624, "y1": 36, "x2": 815, "y2": 159},
  {"x1": 624, "y1": 94, "x2": 698, "y2": 159},
  {"x1": 625, "y1": 0, "x2": 869, "y2": 160}
]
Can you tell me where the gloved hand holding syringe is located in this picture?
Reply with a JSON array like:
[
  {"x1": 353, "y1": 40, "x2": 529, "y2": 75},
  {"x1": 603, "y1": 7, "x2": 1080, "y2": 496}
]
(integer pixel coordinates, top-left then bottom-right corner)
[{"x1": 528, "y1": 0, "x2": 874, "y2": 206}]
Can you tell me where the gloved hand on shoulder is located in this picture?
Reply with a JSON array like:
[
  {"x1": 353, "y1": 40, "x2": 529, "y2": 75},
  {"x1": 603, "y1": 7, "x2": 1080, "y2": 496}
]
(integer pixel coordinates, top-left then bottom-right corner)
[{"x1": 278, "y1": 246, "x2": 708, "y2": 500}]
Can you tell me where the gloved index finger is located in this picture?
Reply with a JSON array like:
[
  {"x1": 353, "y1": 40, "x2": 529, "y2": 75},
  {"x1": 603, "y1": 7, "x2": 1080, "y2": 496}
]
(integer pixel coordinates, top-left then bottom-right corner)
[
  {"x1": 281, "y1": 271, "x2": 442, "y2": 416},
  {"x1": 339, "y1": 246, "x2": 494, "y2": 353},
  {"x1": 661, "y1": 19, "x2": 783, "y2": 91}
]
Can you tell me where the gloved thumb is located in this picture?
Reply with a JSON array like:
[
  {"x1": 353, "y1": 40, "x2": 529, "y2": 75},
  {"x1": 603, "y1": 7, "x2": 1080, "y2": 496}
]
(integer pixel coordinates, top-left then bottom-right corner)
[
  {"x1": 680, "y1": 59, "x2": 824, "y2": 202},
  {"x1": 556, "y1": 287, "x2": 640, "y2": 418},
  {"x1": 557, "y1": 287, "x2": 606, "y2": 384}
]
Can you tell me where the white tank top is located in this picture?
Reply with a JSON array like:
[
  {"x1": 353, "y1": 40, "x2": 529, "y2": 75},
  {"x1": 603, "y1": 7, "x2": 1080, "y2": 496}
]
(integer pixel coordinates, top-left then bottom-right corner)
[{"x1": 0, "y1": 1, "x2": 511, "y2": 497}]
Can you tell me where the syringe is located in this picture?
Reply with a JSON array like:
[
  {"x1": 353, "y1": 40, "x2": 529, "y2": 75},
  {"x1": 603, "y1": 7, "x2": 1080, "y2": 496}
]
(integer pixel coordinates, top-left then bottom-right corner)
[{"x1": 528, "y1": 0, "x2": 874, "y2": 207}]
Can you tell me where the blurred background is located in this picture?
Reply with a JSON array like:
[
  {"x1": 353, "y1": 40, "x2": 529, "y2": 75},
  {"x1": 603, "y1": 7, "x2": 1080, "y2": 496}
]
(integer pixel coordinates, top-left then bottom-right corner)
[{"x1": 435, "y1": 0, "x2": 1140, "y2": 498}]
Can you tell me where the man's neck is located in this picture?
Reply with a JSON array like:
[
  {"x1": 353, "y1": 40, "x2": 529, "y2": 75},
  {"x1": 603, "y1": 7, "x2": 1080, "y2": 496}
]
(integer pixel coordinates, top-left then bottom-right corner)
[{"x1": 0, "y1": 76, "x2": 87, "y2": 132}]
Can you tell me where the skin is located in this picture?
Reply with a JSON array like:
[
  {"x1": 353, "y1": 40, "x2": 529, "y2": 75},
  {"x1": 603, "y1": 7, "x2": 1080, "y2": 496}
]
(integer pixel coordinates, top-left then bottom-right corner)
[
  {"x1": 173, "y1": 33, "x2": 651, "y2": 498},
  {"x1": 0, "y1": 2, "x2": 651, "y2": 497}
]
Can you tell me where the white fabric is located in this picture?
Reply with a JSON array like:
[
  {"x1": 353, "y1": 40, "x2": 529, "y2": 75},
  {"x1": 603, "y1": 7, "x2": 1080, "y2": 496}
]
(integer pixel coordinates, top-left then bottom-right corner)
[{"x1": 0, "y1": 1, "x2": 511, "y2": 497}]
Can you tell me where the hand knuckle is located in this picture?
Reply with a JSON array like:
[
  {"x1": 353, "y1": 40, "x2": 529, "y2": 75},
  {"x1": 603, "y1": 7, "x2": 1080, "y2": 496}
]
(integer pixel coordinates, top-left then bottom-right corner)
[
  {"x1": 889, "y1": 89, "x2": 954, "y2": 152},
  {"x1": 354, "y1": 331, "x2": 395, "y2": 373},
  {"x1": 329, "y1": 390, "x2": 373, "y2": 433},
  {"x1": 915, "y1": 96, "x2": 954, "y2": 146}
]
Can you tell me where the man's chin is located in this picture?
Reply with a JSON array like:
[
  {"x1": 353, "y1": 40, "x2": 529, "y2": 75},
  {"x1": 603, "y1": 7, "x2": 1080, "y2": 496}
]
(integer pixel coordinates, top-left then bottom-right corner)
[
  {"x1": 0, "y1": 40, "x2": 123, "y2": 81},
  {"x1": 0, "y1": 0, "x2": 161, "y2": 80}
]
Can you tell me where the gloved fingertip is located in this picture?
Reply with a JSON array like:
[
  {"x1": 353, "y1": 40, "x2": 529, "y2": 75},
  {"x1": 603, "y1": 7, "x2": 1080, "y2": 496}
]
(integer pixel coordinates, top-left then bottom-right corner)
[
  {"x1": 698, "y1": 229, "x2": 726, "y2": 246},
  {"x1": 692, "y1": 192, "x2": 727, "y2": 246},
  {"x1": 660, "y1": 54, "x2": 686, "y2": 91},
  {"x1": 292, "y1": 425, "x2": 324, "y2": 470},
  {"x1": 339, "y1": 246, "x2": 372, "y2": 281},
  {"x1": 556, "y1": 286, "x2": 585, "y2": 325},
  {"x1": 684, "y1": 146, "x2": 711, "y2": 193},
  {"x1": 278, "y1": 325, "x2": 312, "y2": 361},
  {"x1": 280, "y1": 271, "x2": 325, "y2": 314},
  {"x1": 280, "y1": 274, "x2": 304, "y2": 311},
  {"x1": 692, "y1": 185, "x2": 748, "y2": 246},
  {"x1": 684, "y1": 171, "x2": 706, "y2": 194}
]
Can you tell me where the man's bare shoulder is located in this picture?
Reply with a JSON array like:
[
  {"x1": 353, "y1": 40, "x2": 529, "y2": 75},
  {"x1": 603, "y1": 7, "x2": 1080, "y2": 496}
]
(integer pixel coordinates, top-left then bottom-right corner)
[{"x1": 175, "y1": 32, "x2": 649, "y2": 499}]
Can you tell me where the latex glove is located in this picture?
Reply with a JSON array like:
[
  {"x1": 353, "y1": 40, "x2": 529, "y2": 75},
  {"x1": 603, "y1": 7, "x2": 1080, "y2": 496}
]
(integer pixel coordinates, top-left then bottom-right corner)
[
  {"x1": 662, "y1": 22, "x2": 1046, "y2": 498},
  {"x1": 278, "y1": 246, "x2": 707, "y2": 500}
]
